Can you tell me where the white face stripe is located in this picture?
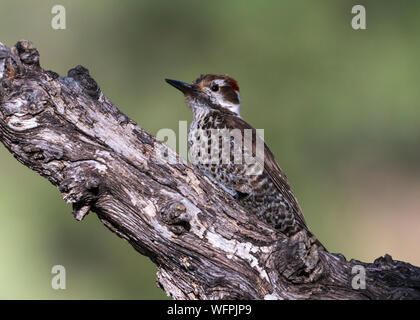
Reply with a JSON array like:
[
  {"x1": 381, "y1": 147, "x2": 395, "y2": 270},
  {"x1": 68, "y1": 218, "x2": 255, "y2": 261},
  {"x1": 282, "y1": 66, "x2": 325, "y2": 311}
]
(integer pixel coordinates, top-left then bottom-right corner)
[
  {"x1": 210, "y1": 90, "x2": 241, "y2": 117},
  {"x1": 227, "y1": 91, "x2": 241, "y2": 116},
  {"x1": 202, "y1": 78, "x2": 242, "y2": 117},
  {"x1": 236, "y1": 91, "x2": 241, "y2": 105},
  {"x1": 213, "y1": 79, "x2": 227, "y2": 87},
  {"x1": 226, "y1": 103, "x2": 241, "y2": 116}
]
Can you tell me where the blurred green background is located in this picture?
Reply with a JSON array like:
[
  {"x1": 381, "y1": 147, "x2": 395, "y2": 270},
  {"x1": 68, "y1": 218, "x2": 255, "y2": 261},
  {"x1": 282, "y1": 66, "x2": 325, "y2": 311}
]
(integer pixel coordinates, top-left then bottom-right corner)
[{"x1": 0, "y1": 0, "x2": 419, "y2": 299}]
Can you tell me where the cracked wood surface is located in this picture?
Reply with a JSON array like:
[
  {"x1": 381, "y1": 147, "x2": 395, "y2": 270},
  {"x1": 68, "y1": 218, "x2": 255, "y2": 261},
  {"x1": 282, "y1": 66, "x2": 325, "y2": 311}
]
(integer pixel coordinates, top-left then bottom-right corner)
[{"x1": 0, "y1": 40, "x2": 419, "y2": 300}]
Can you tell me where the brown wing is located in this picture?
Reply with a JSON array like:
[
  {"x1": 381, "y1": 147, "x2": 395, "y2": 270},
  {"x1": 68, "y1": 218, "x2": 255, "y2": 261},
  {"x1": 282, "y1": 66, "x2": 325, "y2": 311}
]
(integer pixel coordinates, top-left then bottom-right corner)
[
  {"x1": 262, "y1": 143, "x2": 308, "y2": 228},
  {"x1": 223, "y1": 114, "x2": 308, "y2": 229}
]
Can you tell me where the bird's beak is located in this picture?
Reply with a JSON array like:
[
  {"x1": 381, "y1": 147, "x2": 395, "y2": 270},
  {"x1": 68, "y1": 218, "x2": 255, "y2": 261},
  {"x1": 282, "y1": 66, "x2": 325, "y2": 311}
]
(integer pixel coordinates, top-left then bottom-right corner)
[{"x1": 165, "y1": 79, "x2": 194, "y2": 95}]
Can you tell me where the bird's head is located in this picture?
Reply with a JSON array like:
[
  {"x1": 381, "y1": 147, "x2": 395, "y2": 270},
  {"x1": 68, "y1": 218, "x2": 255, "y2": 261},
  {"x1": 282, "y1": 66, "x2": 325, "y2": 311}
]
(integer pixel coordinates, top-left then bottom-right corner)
[{"x1": 165, "y1": 74, "x2": 241, "y2": 116}]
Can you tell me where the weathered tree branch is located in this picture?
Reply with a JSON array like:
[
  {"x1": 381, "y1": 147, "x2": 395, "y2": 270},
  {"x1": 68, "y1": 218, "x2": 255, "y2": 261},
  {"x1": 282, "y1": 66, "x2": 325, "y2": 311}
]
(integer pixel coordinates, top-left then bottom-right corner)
[{"x1": 1, "y1": 40, "x2": 419, "y2": 300}]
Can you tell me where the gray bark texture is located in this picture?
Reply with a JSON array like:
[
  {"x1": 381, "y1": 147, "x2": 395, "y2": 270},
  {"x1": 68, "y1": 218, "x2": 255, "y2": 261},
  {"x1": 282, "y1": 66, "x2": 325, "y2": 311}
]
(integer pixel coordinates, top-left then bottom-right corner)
[{"x1": 1, "y1": 40, "x2": 419, "y2": 300}]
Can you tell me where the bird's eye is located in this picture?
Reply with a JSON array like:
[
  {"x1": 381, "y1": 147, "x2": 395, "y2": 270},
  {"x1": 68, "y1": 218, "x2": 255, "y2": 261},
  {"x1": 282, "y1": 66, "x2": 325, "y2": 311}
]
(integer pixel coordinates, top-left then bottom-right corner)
[{"x1": 210, "y1": 84, "x2": 219, "y2": 92}]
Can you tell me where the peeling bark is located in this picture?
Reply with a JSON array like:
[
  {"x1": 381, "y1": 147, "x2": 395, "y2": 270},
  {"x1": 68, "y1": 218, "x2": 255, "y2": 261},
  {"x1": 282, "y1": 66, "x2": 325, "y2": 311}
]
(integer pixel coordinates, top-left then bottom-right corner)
[{"x1": 0, "y1": 40, "x2": 419, "y2": 300}]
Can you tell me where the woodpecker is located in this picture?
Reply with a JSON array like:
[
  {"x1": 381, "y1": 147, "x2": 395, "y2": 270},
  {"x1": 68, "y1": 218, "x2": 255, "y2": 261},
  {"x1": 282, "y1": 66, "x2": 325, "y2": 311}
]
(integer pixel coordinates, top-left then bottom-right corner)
[{"x1": 165, "y1": 74, "x2": 323, "y2": 247}]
